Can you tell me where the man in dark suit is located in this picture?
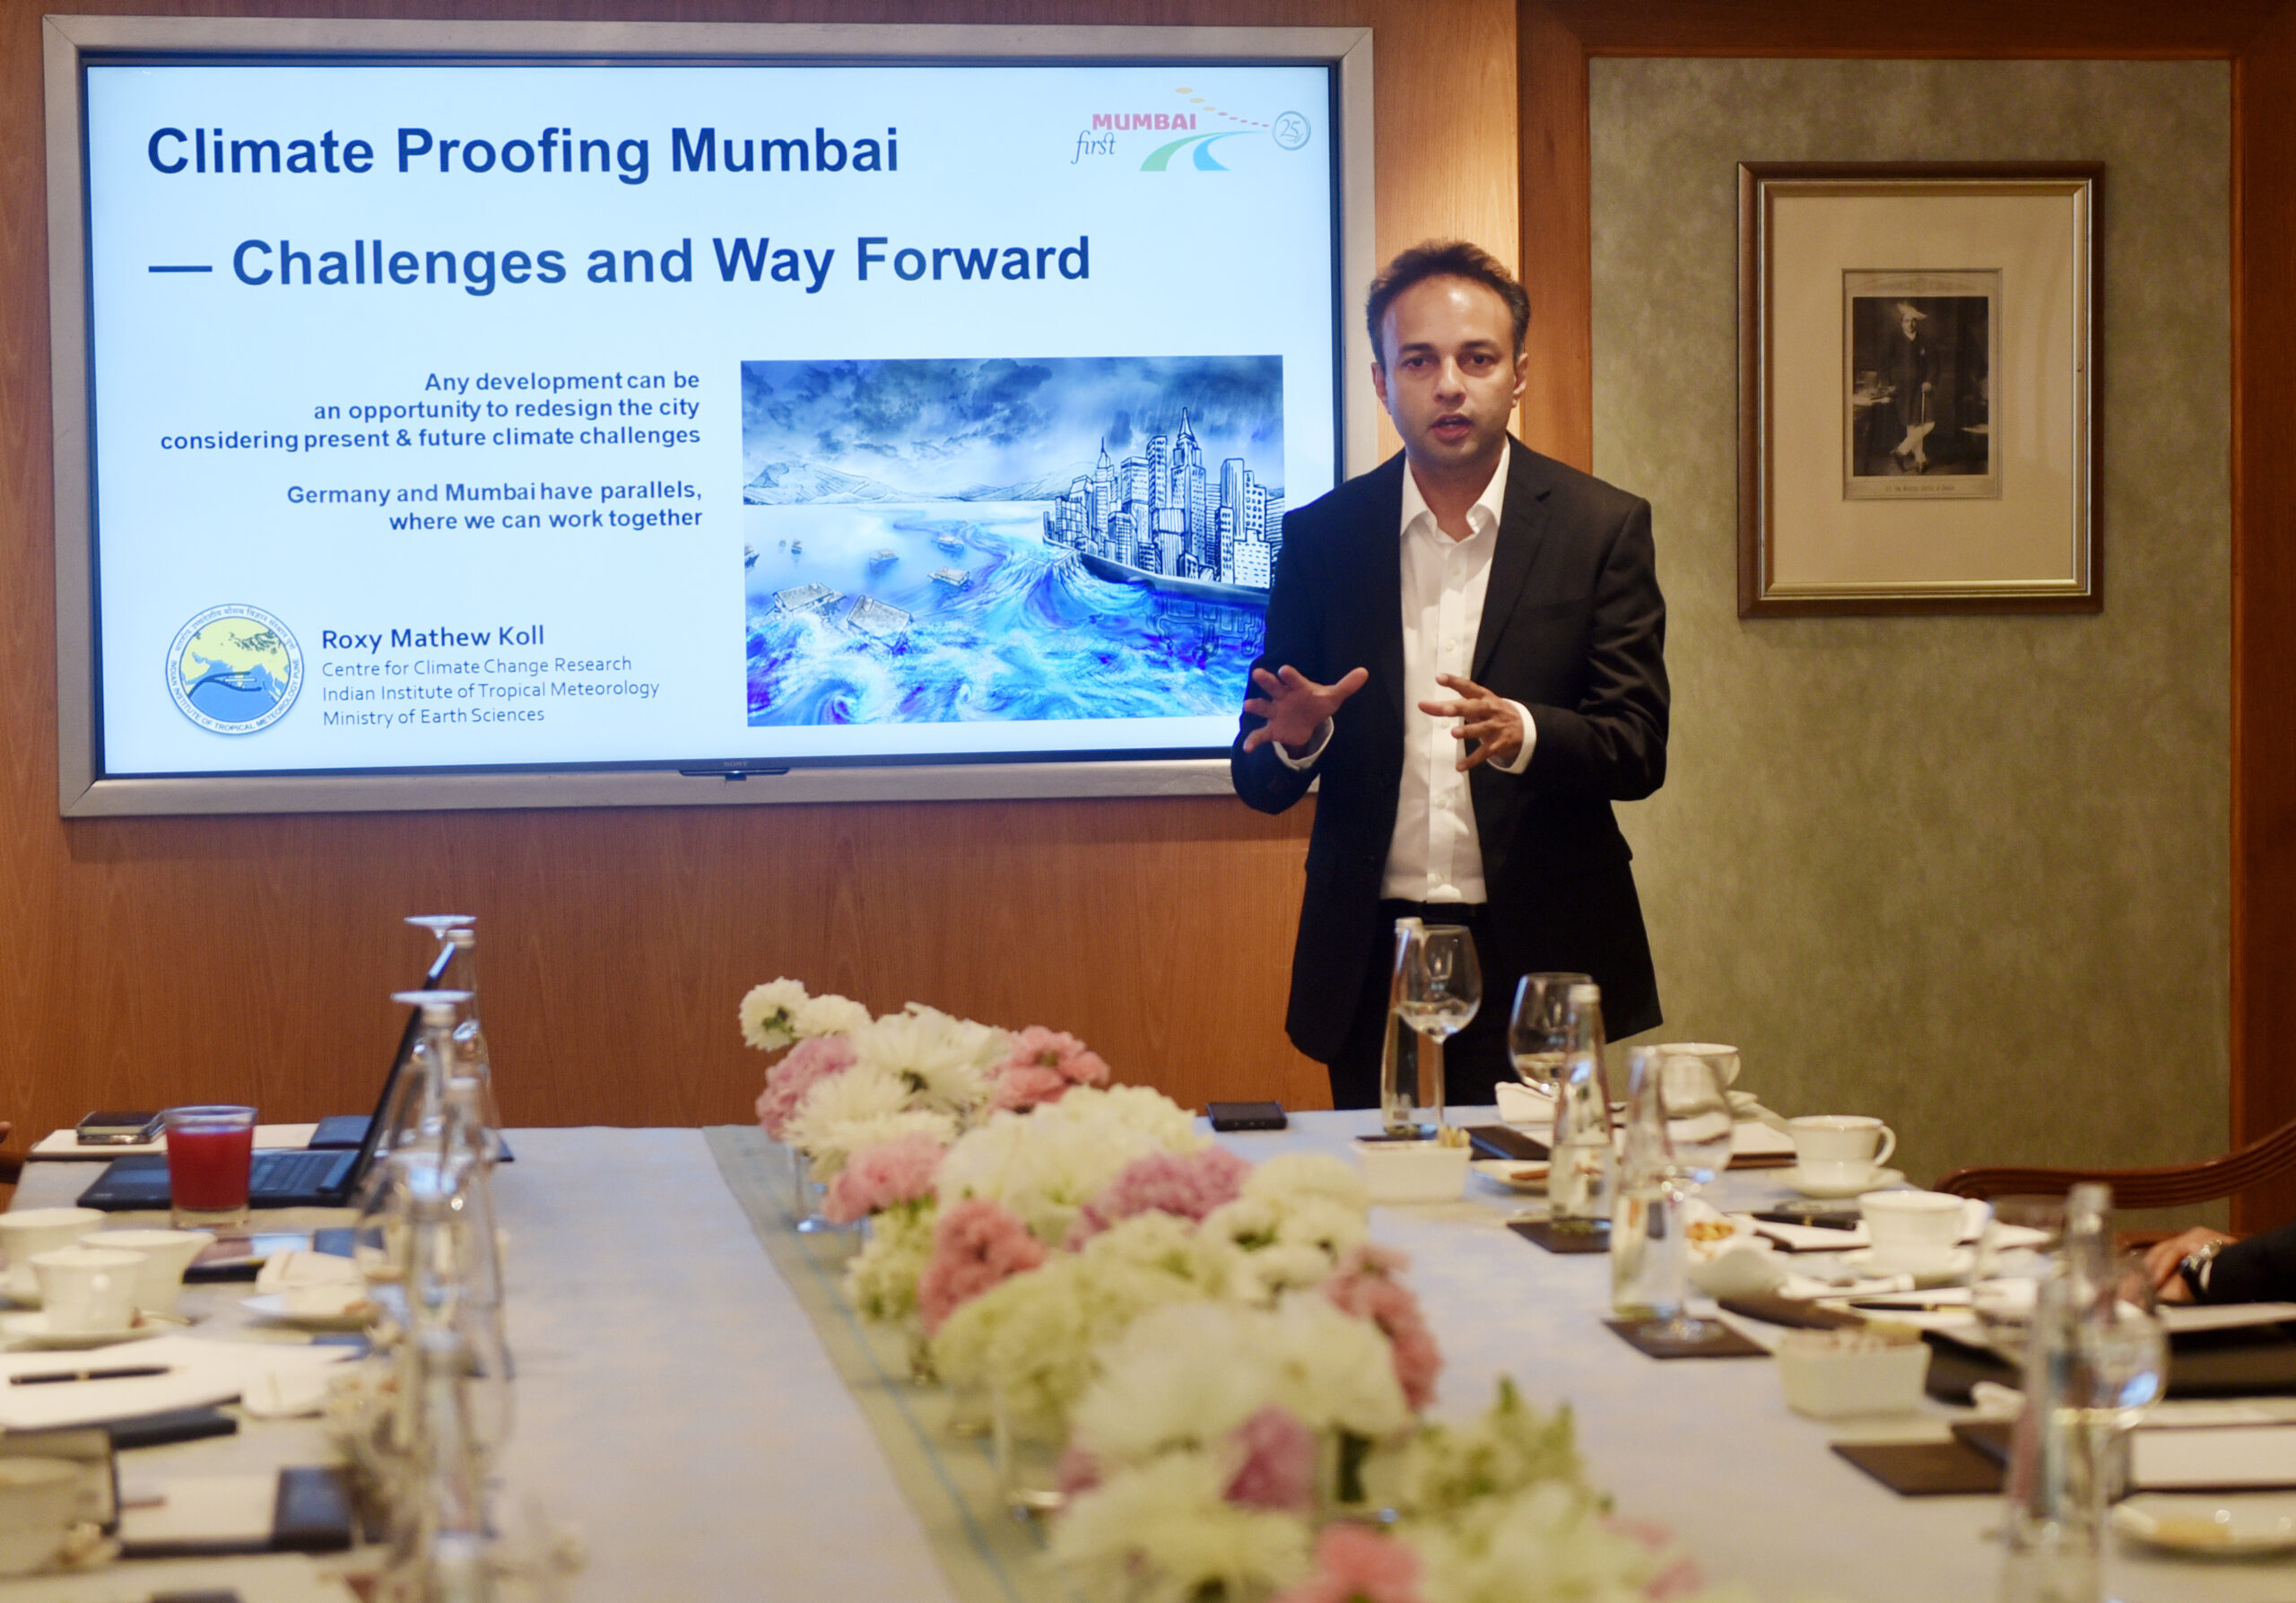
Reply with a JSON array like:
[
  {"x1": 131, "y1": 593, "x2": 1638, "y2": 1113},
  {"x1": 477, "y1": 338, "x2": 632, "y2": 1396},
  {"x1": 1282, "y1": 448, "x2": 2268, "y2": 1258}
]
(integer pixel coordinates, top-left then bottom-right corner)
[{"x1": 1231, "y1": 240, "x2": 1668, "y2": 1110}]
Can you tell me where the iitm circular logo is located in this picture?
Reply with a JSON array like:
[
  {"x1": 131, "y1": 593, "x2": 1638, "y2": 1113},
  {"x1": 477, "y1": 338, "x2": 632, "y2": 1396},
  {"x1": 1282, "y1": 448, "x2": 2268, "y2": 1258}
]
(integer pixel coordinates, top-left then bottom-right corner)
[{"x1": 165, "y1": 604, "x2": 303, "y2": 734}]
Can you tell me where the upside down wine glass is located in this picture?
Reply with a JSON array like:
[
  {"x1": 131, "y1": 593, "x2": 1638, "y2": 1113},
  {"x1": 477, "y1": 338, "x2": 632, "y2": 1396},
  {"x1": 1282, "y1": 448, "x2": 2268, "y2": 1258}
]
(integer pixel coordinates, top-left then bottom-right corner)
[{"x1": 1395, "y1": 925, "x2": 1481, "y2": 1132}]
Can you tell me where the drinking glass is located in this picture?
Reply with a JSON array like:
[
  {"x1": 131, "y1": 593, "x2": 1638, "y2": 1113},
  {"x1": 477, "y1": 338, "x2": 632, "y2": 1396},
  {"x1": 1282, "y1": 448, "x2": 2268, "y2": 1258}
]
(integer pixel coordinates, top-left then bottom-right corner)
[
  {"x1": 160, "y1": 1104, "x2": 257, "y2": 1229},
  {"x1": 1396, "y1": 926, "x2": 1481, "y2": 1129},
  {"x1": 1968, "y1": 1198, "x2": 2065, "y2": 1362},
  {"x1": 1509, "y1": 971, "x2": 1592, "y2": 1095},
  {"x1": 1657, "y1": 1047, "x2": 1735, "y2": 1189}
]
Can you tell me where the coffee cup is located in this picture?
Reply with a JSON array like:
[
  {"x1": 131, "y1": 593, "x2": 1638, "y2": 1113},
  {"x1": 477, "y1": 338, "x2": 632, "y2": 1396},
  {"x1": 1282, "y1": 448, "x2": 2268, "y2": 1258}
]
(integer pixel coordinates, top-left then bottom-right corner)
[
  {"x1": 0, "y1": 1207, "x2": 105, "y2": 1270},
  {"x1": 1860, "y1": 1189, "x2": 1968, "y2": 1273},
  {"x1": 1787, "y1": 1116, "x2": 1896, "y2": 1189},
  {"x1": 0, "y1": 1459, "x2": 84, "y2": 1575},
  {"x1": 1659, "y1": 1041, "x2": 1742, "y2": 1087},
  {"x1": 30, "y1": 1247, "x2": 144, "y2": 1335},
  {"x1": 82, "y1": 1228, "x2": 212, "y2": 1317}
]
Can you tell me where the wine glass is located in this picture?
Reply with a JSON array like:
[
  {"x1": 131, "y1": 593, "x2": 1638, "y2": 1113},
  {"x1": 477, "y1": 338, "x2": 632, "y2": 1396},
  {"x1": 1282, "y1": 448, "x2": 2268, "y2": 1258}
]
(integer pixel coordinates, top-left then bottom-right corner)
[
  {"x1": 1657, "y1": 1047, "x2": 1735, "y2": 1189},
  {"x1": 1509, "y1": 971, "x2": 1592, "y2": 1096},
  {"x1": 1395, "y1": 926, "x2": 1481, "y2": 1129}
]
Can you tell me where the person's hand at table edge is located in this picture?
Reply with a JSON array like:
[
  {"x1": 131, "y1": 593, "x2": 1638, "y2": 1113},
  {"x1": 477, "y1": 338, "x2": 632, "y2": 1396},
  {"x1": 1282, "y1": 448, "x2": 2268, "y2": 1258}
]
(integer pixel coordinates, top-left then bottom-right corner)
[
  {"x1": 1241, "y1": 664, "x2": 1369, "y2": 757},
  {"x1": 2147, "y1": 1225, "x2": 2236, "y2": 1302},
  {"x1": 1420, "y1": 672, "x2": 1527, "y2": 772}
]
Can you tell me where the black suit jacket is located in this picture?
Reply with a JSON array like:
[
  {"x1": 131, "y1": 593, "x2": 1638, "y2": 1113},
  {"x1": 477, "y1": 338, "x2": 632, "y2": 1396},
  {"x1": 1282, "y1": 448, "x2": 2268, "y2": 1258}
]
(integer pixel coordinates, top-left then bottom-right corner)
[{"x1": 1231, "y1": 441, "x2": 1669, "y2": 1062}]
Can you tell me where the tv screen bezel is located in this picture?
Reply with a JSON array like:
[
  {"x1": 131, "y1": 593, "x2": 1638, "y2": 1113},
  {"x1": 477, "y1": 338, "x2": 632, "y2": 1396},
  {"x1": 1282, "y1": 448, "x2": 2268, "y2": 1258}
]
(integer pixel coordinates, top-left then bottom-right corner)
[{"x1": 45, "y1": 15, "x2": 1378, "y2": 817}]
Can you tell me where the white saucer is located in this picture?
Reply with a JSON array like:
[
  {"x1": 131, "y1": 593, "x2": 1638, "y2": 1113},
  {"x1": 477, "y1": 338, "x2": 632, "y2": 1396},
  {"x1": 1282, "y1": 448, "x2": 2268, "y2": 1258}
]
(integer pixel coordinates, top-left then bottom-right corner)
[
  {"x1": 1840, "y1": 1247, "x2": 1974, "y2": 1287},
  {"x1": 1470, "y1": 1158, "x2": 1548, "y2": 1193},
  {"x1": 2112, "y1": 1494, "x2": 2296, "y2": 1555},
  {"x1": 1779, "y1": 1165, "x2": 1905, "y2": 1199},
  {"x1": 0, "y1": 1311, "x2": 165, "y2": 1349},
  {"x1": 240, "y1": 1291, "x2": 375, "y2": 1331}
]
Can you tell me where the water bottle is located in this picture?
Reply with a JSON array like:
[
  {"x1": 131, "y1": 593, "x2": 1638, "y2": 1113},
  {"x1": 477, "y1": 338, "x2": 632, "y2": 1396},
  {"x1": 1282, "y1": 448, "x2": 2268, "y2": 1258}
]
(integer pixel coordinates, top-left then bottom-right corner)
[
  {"x1": 1612, "y1": 1046, "x2": 1680, "y2": 1318},
  {"x1": 1378, "y1": 918, "x2": 1425, "y2": 1136},
  {"x1": 1547, "y1": 984, "x2": 1613, "y2": 1233},
  {"x1": 1999, "y1": 1183, "x2": 2115, "y2": 1603}
]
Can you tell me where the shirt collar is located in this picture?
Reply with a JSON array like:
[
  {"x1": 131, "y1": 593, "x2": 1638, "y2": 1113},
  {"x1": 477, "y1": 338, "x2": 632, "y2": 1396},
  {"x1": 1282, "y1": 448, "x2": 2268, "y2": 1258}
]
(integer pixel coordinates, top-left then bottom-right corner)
[{"x1": 1400, "y1": 439, "x2": 1510, "y2": 546}]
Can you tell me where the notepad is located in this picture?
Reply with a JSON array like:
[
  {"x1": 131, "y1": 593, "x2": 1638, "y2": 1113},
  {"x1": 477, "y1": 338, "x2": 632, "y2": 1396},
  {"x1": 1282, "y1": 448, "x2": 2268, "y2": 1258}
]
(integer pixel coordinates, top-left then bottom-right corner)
[{"x1": 2132, "y1": 1423, "x2": 2296, "y2": 1490}]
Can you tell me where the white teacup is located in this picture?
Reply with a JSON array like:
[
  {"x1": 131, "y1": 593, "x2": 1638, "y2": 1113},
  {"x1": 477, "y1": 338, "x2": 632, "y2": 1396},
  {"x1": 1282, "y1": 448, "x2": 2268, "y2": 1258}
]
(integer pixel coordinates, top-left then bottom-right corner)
[
  {"x1": 30, "y1": 1247, "x2": 144, "y2": 1335},
  {"x1": 1860, "y1": 1189, "x2": 1968, "y2": 1272},
  {"x1": 0, "y1": 1208, "x2": 105, "y2": 1270},
  {"x1": 1659, "y1": 1041, "x2": 1742, "y2": 1088},
  {"x1": 0, "y1": 1459, "x2": 84, "y2": 1576},
  {"x1": 82, "y1": 1229, "x2": 212, "y2": 1317},
  {"x1": 1787, "y1": 1115, "x2": 1896, "y2": 1190}
]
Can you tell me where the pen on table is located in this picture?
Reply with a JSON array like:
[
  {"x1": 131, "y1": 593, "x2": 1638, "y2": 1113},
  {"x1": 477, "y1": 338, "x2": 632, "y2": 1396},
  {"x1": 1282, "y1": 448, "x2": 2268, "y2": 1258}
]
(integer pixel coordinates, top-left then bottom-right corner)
[{"x1": 10, "y1": 1364, "x2": 170, "y2": 1385}]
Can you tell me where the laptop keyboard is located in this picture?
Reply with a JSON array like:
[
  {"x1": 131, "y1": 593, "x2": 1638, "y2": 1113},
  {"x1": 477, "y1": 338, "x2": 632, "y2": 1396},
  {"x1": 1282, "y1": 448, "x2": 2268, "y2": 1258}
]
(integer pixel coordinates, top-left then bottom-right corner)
[{"x1": 252, "y1": 1149, "x2": 352, "y2": 1197}]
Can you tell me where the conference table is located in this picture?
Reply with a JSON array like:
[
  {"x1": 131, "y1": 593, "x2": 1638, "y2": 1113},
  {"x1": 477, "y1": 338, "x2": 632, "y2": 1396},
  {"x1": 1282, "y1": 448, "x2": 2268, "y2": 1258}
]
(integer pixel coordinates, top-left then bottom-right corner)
[{"x1": 4, "y1": 1114, "x2": 2292, "y2": 1602}]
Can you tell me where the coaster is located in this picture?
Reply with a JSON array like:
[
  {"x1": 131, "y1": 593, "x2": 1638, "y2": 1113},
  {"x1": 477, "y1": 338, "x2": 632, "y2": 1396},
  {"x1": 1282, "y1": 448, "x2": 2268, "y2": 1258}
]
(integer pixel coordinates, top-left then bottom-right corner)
[
  {"x1": 1603, "y1": 1317, "x2": 1769, "y2": 1359},
  {"x1": 1509, "y1": 1219, "x2": 1609, "y2": 1254},
  {"x1": 1831, "y1": 1439, "x2": 2005, "y2": 1496},
  {"x1": 1716, "y1": 1294, "x2": 1863, "y2": 1332}
]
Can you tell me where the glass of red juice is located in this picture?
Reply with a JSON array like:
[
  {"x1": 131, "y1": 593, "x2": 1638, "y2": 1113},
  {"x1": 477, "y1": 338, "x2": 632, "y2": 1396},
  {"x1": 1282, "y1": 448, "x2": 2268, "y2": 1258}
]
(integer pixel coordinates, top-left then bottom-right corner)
[{"x1": 160, "y1": 1105, "x2": 257, "y2": 1228}]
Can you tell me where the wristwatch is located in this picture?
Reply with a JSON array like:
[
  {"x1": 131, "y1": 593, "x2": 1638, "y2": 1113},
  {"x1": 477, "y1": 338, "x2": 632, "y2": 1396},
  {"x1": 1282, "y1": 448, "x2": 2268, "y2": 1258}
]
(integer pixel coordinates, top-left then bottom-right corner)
[{"x1": 2179, "y1": 1238, "x2": 2229, "y2": 1300}]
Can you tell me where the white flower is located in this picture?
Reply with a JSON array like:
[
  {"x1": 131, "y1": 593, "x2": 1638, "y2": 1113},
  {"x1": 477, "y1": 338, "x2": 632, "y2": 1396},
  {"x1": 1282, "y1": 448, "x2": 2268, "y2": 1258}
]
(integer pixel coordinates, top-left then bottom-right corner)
[
  {"x1": 1048, "y1": 1453, "x2": 1309, "y2": 1603},
  {"x1": 842, "y1": 1203, "x2": 936, "y2": 1324},
  {"x1": 793, "y1": 992, "x2": 874, "y2": 1040},
  {"x1": 1225, "y1": 1241, "x2": 1339, "y2": 1307},
  {"x1": 738, "y1": 978, "x2": 810, "y2": 1051},
  {"x1": 936, "y1": 1087, "x2": 1205, "y2": 1246},
  {"x1": 853, "y1": 1004, "x2": 1009, "y2": 1118},
  {"x1": 1245, "y1": 1152, "x2": 1370, "y2": 1215},
  {"x1": 785, "y1": 1062, "x2": 955, "y2": 1177},
  {"x1": 1068, "y1": 1294, "x2": 1409, "y2": 1473},
  {"x1": 1413, "y1": 1480, "x2": 1670, "y2": 1603},
  {"x1": 1068, "y1": 1300, "x2": 1281, "y2": 1465}
]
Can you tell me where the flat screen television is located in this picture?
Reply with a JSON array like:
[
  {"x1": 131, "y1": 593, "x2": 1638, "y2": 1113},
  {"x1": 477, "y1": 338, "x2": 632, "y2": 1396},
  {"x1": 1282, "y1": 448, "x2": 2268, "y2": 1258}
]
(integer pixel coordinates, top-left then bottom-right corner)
[{"x1": 44, "y1": 17, "x2": 1375, "y2": 815}]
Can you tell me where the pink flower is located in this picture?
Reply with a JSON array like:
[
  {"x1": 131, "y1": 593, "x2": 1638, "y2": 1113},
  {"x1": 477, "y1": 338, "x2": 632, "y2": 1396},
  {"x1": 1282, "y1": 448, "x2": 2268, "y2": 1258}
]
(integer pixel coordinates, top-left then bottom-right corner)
[
  {"x1": 990, "y1": 1025, "x2": 1111, "y2": 1111},
  {"x1": 1605, "y1": 1516, "x2": 1705, "y2": 1600},
  {"x1": 1324, "y1": 1246, "x2": 1443, "y2": 1412},
  {"x1": 822, "y1": 1133, "x2": 945, "y2": 1224},
  {"x1": 1223, "y1": 1406, "x2": 1317, "y2": 1513},
  {"x1": 755, "y1": 1034, "x2": 858, "y2": 1139},
  {"x1": 1272, "y1": 1523, "x2": 1422, "y2": 1603},
  {"x1": 916, "y1": 1198, "x2": 1047, "y2": 1333},
  {"x1": 1067, "y1": 1146, "x2": 1251, "y2": 1245},
  {"x1": 1057, "y1": 1445, "x2": 1103, "y2": 1499}
]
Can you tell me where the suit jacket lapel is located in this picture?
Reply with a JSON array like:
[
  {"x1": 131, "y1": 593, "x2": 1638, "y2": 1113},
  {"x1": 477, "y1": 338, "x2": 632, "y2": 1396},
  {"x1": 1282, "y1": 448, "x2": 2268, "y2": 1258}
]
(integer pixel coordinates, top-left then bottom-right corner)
[
  {"x1": 1354, "y1": 455, "x2": 1408, "y2": 729},
  {"x1": 1472, "y1": 440, "x2": 1555, "y2": 683}
]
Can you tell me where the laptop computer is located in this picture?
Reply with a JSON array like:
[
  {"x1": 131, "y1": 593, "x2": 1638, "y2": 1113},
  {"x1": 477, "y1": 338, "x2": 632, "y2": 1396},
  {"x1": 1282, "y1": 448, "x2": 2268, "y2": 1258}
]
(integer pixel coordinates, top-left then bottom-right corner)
[{"x1": 77, "y1": 944, "x2": 453, "y2": 1212}]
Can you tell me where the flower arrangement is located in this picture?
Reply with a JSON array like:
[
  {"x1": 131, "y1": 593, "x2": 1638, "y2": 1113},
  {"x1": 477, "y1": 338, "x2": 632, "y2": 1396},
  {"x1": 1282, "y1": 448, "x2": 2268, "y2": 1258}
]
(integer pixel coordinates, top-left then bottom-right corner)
[{"x1": 741, "y1": 980, "x2": 1747, "y2": 1602}]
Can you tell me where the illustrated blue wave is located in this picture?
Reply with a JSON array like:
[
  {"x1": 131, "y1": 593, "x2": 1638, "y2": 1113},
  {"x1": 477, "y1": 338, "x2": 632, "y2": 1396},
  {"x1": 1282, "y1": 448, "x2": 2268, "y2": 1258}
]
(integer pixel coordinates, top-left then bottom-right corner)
[{"x1": 745, "y1": 517, "x2": 1265, "y2": 726}]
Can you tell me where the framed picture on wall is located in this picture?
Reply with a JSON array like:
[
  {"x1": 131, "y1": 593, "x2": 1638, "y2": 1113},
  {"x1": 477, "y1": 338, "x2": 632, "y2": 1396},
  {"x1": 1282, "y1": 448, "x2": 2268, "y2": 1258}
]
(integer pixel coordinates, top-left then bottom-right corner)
[{"x1": 1737, "y1": 162, "x2": 2100, "y2": 615}]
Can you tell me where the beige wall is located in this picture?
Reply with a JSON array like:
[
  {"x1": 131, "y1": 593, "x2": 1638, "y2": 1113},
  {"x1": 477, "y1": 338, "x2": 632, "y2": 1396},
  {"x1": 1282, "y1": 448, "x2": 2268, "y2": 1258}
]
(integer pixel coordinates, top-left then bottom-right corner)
[{"x1": 1589, "y1": 59, "x2": 2231, "y2": 1196}]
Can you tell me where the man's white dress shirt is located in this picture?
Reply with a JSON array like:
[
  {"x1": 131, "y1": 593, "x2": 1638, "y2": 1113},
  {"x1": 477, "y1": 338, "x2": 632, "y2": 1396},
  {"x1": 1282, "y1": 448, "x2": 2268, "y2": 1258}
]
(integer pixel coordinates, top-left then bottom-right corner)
[{"x1": 1277, "y1": 444, "x2": 1535, "y2": 903}]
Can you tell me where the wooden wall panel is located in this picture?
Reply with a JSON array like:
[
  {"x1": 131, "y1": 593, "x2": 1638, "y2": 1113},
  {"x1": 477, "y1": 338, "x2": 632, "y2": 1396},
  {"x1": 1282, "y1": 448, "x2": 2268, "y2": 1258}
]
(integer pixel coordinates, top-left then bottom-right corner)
[
  {"x1": 0, "y1": 0, "x2": 1519, "y2": 1162},
  {"x1": 2231, "y1": 6, "x2": 2296, "y2": 1230}
]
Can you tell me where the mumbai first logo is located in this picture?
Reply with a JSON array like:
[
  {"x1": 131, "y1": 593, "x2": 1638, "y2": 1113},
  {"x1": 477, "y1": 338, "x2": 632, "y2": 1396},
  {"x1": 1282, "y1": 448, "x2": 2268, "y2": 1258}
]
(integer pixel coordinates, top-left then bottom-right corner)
[{"x1": 166, "y1": 604, "x2": 303, "y2": 734}]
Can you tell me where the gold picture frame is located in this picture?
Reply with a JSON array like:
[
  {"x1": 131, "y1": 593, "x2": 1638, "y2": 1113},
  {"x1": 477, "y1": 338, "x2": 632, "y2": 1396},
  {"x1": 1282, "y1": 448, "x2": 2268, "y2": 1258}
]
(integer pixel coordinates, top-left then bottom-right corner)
[{"x1": 1738, "y1": 162, "x2": 2100, "y2": 615}]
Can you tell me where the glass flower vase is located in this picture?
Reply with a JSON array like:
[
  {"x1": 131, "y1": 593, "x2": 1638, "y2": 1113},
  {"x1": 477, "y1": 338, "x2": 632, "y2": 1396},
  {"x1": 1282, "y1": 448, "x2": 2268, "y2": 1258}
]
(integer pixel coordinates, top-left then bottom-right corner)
[
  {"x1": 787, "y1": 1145, "x2": 835, "y2": 1233},
  {"x1": 989, "y1": 1381, "x2": 1066, "y2": 1518}
]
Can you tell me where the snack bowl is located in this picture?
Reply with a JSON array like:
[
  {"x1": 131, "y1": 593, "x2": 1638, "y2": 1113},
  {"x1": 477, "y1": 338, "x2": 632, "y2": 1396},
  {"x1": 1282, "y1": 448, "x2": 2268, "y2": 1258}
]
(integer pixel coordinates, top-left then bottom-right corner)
[
  {"x1": 1353, "y1": 1137, "x2": 1471, "y2": 1205},
  {"x1": 1776, "y1": 1328, "x2": 1932, "y2": 1418}
]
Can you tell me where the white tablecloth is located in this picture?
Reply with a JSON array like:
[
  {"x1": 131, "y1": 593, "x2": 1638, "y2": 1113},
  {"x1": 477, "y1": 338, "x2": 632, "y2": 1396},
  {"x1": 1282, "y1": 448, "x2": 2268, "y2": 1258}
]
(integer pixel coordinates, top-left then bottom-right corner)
[{"x1": 11, "y1": 1118, "x2": 2292, "y2": 1601}]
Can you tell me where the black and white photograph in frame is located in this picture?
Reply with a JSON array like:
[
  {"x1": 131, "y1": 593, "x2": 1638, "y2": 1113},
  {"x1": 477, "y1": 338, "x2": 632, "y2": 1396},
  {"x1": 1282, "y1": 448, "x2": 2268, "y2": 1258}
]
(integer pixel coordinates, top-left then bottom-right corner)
[{"x1": 1844, "y1": 269, "x2": 2000, "y2": 500}]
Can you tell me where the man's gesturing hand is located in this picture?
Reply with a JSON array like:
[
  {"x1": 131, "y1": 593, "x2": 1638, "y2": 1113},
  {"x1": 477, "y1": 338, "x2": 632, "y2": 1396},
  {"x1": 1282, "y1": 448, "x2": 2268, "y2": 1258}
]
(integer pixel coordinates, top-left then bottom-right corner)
[
  {"x1": 1419, "y1": 673, "x2": 1525, "y2": 771},
  {"x1": 1241, "y1": 665, "x2": 1370, "y2": 755}
]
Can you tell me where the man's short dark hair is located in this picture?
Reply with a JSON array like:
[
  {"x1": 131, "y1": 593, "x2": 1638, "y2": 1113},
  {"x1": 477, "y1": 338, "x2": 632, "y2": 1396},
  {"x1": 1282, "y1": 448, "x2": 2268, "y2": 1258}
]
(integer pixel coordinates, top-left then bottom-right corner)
[{"x1": 1365, "y1": 240, "x2": 1530, "y2": 364}]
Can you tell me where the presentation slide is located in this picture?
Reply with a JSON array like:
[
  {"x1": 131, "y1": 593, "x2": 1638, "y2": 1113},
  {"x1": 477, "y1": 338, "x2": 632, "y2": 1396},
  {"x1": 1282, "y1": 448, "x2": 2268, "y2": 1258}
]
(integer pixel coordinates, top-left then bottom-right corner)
[{"x1": 81, "y1": 61, "x2": 1339, "y2": 777}]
